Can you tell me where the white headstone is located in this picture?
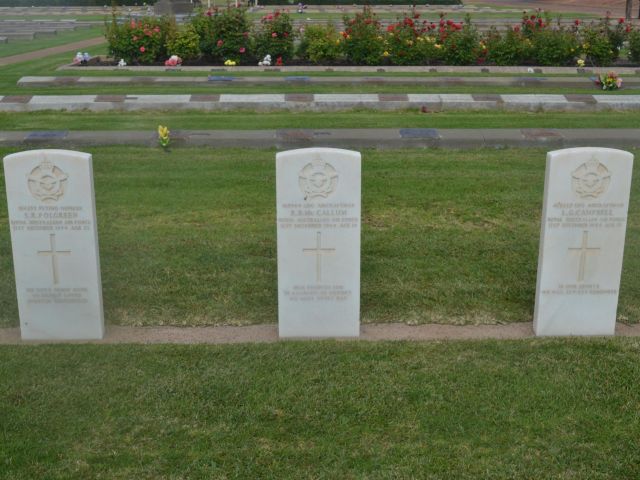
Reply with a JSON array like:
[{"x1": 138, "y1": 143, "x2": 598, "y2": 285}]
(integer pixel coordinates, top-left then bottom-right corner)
[
  {"x1": 3, "y1": 149, "x2": 104, "y2": 340},
  {"x1": 534, "y1": 147, "x2": 634, "y2": 336},
  {"x1": 276, "y1": 148, "x2": 361, "y2": 337}
]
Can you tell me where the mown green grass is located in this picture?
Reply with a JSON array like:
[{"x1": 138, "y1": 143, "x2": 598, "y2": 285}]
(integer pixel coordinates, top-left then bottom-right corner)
[
  {"x1": 4, "y1": 110, "x2": 640, "y2": 130},
  {"x1": 0, "y1": 26, "x2": 103, "y2": 59},
  {"x1": 1, "y1": 147, "x2": 639, "y2": 328},
  {"x1": 1, "y1": 14, "x2": 110, "y2": 21},
  {"x1": 244, "y1": 10, "x2": 599, "y2": 20},
  {"x1": 2, "y1": 42, "x2": 637, "y2": 96},
  {"x1": 14, "y1": 82, "x2": 640, "y2": 95},
  {"x1": 3, "y1": 48, "x2": 635, "y2": 96},
  {"x1": 1, "y1": 340, "x2": 639, "y2": 479}
]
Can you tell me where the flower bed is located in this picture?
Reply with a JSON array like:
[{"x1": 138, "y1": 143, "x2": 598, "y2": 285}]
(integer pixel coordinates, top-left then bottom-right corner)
[{"x1": 105, "y1": 7, "x2": 640, "y2": 68}]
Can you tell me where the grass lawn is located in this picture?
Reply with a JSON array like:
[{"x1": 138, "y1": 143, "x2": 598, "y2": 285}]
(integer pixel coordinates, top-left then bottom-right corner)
[
  {"x1": 1, "y1": 147, "x2": 638, "y2": 328},
  {"x1": 1, "y1": 339, "x2": 639, "y2": 478},
  {"x1": 4, "y1": 110, "x2": 640, "y2": 130},
  {"x1": 1, "y1": 15, "x2": 110, "y2": 21},
  {"x1": 13, "y1": 83, "x2": 640, "y2": 95},
  {"x1": 0, "y1": 26, "x2": 104, "y2": 59},
  {"x1": 244, "y1": 11, "x2": 599, "y2": 21},
  {"x1": 3, "y1": 41, "x2": 639, "y2": 96}
]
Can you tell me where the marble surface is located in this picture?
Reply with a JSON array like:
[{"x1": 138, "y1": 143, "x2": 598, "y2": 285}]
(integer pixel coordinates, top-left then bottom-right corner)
[
  {"x1": 3, "y1": 149, "x2": 104, "y2": 340},
  {"x1": 534, "y1": 147, "x2": 634, "y2": 336},
  {"x1": 276, "y1": 148, "x2": 361, "y2": 337}
]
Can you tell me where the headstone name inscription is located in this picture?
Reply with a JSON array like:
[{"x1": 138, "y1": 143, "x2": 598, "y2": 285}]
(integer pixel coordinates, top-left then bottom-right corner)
[
  {"x1": 534, "y1": 147, "x2": 634, "y2": 336},
  {"x1": 3, "y1": 149, "x2": 104, "y2": 340},
  {"x1": 276, "y1": 148, "x2": 361, "y2": 337}
]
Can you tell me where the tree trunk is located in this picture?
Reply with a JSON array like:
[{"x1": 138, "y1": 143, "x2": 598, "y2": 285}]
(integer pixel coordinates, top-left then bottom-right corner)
[{"x1": 626, "y1": 0, "x2": 633, "y2": 20}]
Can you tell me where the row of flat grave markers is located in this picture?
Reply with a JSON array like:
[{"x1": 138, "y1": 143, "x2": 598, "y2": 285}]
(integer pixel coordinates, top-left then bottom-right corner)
[{"x1": 1, "y1": 147, "x2": 634, "y2": 340}]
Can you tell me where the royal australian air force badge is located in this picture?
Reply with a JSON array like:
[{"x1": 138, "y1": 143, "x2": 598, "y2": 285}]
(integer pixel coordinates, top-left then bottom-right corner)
[
  {"x1": 27, "y1": 158, "x2": 68, "y2": 203},
  {"x1": 298, "y1": 158, "x2": 339, "y2": 200},
  {"x1": 571, "y1": 156, "x2": 611, "y2": 199}
]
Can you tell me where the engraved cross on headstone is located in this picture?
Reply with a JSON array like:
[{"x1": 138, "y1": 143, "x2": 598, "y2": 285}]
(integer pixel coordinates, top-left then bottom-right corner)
[
  {"x1": 568, "y1": 230, "x2": 600, "y2": 282},
  {"x1": 38, "y1": 233, "x2": 71, "y2": 285},
  {"x1": 303, "y1": 231, "x2": 335, "y2": 282}
]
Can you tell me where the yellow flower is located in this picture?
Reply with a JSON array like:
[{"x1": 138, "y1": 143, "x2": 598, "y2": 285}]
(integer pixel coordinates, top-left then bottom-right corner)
[
  {"x1": 434, "y1": 43, "x2": 442, "y2": 49},
  {"x1": 406, "y1": 40, "x2": 413, "y2": 46},
  {"x1": 383, "y1": 51, "x2": 390, "y2": 57},
  {"x1": 158, "y1": 125, "x2": 170, "y2": 148},
  {"x1": 577, "y1": 59, "x2": 585, "y2": 67}
]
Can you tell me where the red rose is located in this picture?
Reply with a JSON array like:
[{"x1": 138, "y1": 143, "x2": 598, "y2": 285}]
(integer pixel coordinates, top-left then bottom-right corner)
[
  {"x1": 217, "y1": 39, "x2": 223, "y2": 47},
  {"x1": 139, "y1": 46, "x2": 145, "y2": 53},
  {"x1": 239, "y1": 47, "x2": 246, "y2": 53}
]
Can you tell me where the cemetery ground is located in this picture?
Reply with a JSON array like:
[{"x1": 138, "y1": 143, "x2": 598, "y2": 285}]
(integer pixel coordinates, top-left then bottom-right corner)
[
  {"x1": 1, "y1": 146, "x2": 640, "y2": 328},
  {"x1": 0, "y1": 26, "x2": 103, "y2": 60},
  {"x1": 2, "y1": 5, "x2": 640, "y2": 478},
  {"x1": 1, "y1": 340, "x2": 639, "y2": 478}
]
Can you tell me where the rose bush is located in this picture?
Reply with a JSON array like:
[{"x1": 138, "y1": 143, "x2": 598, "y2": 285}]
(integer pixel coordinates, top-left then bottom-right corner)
[
  {"x1": 384, "y1": 14, "x2": 442, "y2": 65},
  {"x1": 253, "y1": 10, "x2": 294, "y2": 62},
  {"x1": 341, "y1": 6, "x2": 385, "y2": 65},
  {"x1": 191, "y1": 7, "x2": 252, "y2": 64},
  {"x1": 104, "y1": 7, "x2": 637, "y2": 67},
  {"x1": 297, "y1": 24, "x2": 343, "y2": 65},
  {"x1": 106, "y1": 15, "x2": 174, "y2": 64}
]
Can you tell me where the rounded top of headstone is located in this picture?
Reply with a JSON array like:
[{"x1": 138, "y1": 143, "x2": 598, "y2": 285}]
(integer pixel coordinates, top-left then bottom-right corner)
[
  {"x1": 4, "y1": 149, "x2": 91, "y2": 166},
  {"x1": 276, "y1": 147, "x2": 361, "y2": 162}
]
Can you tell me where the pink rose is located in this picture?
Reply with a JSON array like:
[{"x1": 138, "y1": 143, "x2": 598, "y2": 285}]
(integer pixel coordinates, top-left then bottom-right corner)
[
  {"x1": 271, "y1": 32, "x2": 277, "y2": 37},
  {"x1": 139, "y1": 46, "x2": 145, "y2": 53},
  {"x1": 239, "y1": 47, "x2": 246, "y2": 53},
  {"x1": 217, "y1": 39, "x2": 223, "y2": 47}
]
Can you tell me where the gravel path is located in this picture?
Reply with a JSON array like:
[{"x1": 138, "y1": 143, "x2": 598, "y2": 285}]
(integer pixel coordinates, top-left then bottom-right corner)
[{"x1": 1, "y1": 322, "x2": 639, "y2": 344}]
